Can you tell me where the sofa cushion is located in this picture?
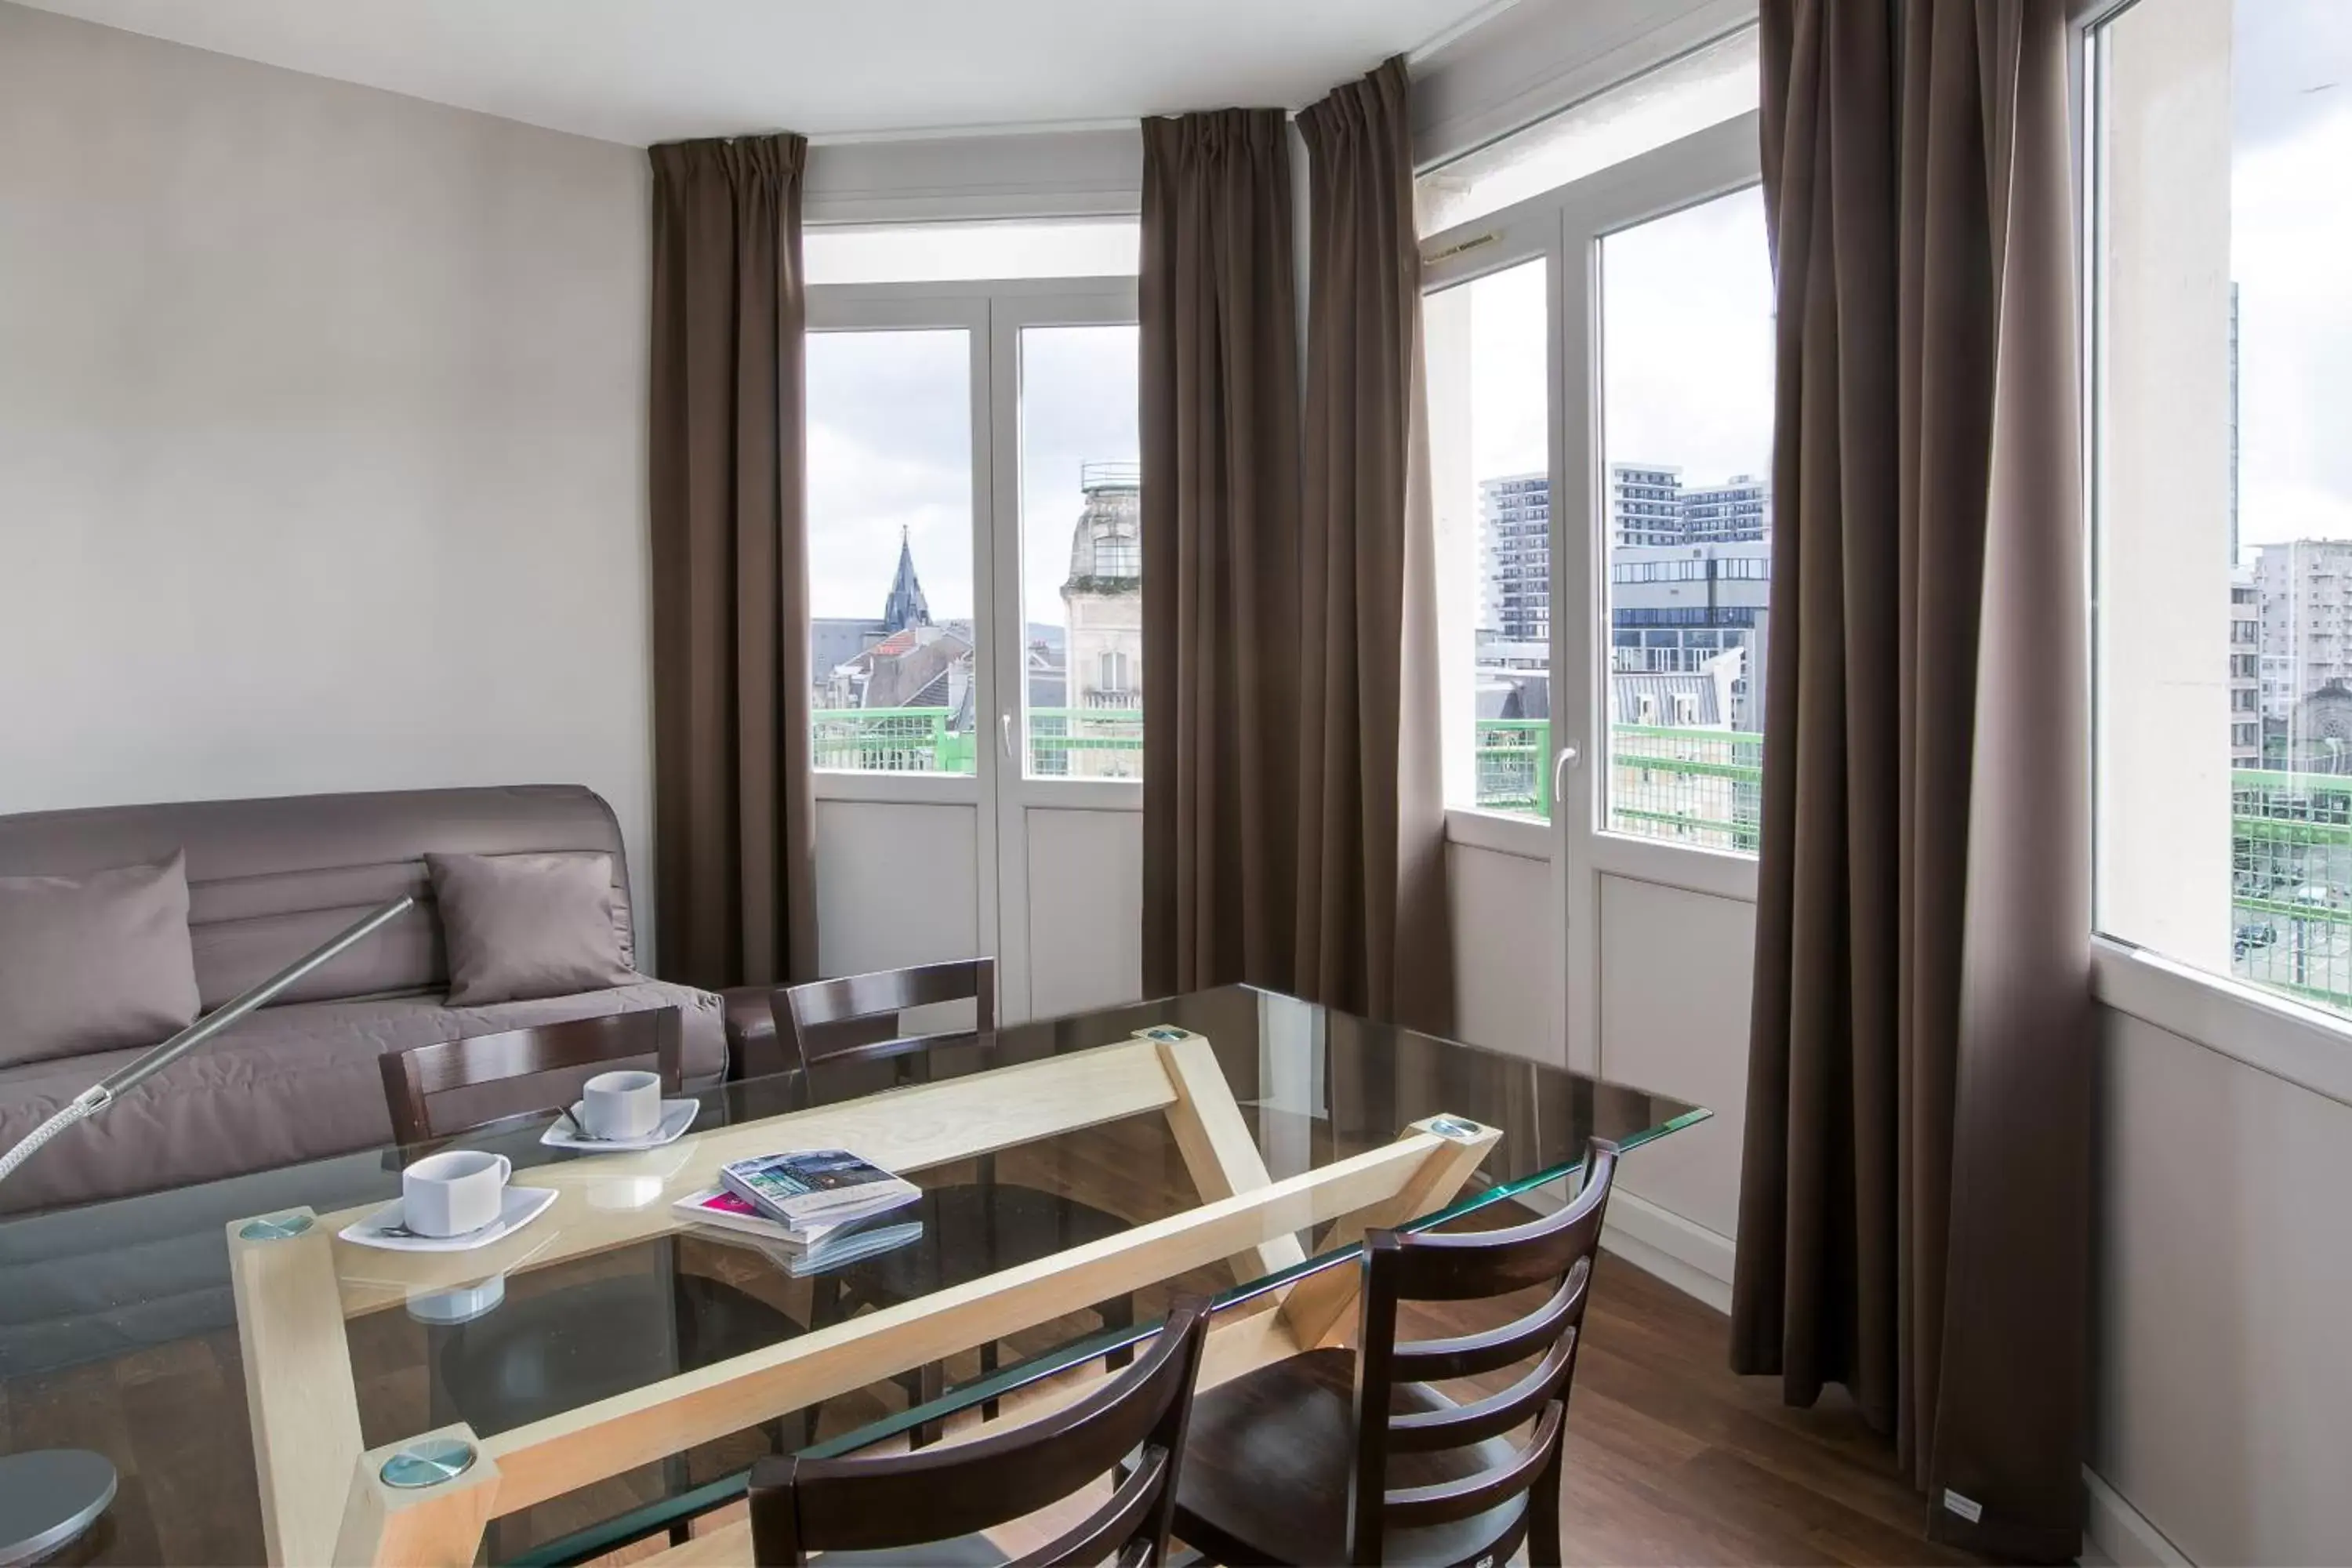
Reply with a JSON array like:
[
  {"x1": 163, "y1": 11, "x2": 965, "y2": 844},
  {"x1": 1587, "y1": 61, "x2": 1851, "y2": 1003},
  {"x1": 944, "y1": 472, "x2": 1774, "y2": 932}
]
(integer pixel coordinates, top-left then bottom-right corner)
[
  {"x1": 0, "y1": 851, "x2": 201, "y2": 1069},
  {"x1": 426, "y1": 851, "x2": 635, "y2": 1006},
  {"x1": 0, "y1": 978, "x2": 725, "y2": 1215},
  {"x1": 0, "y1": 786, "x2": 636, "y2": 1011}
]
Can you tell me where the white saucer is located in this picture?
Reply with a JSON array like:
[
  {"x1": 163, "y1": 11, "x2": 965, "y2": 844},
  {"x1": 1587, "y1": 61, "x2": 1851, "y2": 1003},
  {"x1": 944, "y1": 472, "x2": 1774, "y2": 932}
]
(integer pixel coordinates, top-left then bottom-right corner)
[
  {"x1": 340, "y1": 1185, "x2": 557, "y2": 1253},
  {"x1": 540, "y1": 1098, "x2": 698, "y2": 1152}
]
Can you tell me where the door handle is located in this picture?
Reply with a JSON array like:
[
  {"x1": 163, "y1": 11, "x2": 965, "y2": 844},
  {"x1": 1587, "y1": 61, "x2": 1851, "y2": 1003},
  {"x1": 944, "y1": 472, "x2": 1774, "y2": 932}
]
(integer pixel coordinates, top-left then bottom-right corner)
[
  {"x1": 1000, "y1": 712, "x2": 1015, "y2": 762},
  {"x1": 1553, "y1": 745, "x2": 1579, "y2": 800}
]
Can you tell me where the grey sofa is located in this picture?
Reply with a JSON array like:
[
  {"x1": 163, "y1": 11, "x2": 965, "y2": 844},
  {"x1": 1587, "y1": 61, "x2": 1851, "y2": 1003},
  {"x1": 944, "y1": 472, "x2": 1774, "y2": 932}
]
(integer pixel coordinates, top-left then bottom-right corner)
[{"x1": 0, "y1": 784, "x2": 735, "y2": 1215}]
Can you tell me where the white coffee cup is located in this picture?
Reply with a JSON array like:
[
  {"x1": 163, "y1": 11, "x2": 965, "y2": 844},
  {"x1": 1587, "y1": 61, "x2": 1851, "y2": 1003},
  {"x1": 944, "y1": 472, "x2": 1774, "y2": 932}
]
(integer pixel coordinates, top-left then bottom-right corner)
[
  {"x1": 401, "y1": 1149, "x2": 512, "y2": 1237},
  {"x1": 581, "y1": 1069, "x2": 662, "y2": 1141}
]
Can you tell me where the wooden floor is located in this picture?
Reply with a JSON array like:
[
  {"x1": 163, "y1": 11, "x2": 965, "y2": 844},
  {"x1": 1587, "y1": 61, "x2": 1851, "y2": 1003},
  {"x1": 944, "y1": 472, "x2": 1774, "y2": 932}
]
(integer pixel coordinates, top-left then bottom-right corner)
[
  {"x1": 1537, "y1": 1258, "x2": 1981, "y2": 1566},
  {"x1": 612, "y1": 1249, "x2": 1988, "y2": 1568}
]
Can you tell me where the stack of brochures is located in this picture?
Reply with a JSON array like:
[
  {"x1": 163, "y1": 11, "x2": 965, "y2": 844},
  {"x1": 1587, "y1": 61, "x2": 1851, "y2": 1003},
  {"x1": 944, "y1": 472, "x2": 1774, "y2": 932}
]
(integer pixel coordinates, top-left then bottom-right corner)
[{"x1": 673, "y1": 1148, "x2": 922, "y2": 1276}]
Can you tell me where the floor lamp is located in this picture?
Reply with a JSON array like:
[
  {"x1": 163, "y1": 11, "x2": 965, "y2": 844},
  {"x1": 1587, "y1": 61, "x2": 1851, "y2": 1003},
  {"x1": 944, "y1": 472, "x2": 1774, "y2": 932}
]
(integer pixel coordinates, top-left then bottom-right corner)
[{"x1": 0, "y1": 895, "x2": 415, "y2": 1566}]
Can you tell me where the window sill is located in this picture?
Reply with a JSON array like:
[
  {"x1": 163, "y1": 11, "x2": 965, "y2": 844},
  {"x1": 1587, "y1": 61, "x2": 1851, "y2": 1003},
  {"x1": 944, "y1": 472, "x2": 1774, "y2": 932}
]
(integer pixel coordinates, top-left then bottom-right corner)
[
  {"x1": 811, "y1": 770, "x2": 979, "y2": 804},
  {"x1": 1444, "y1": 807, "x2": 1552, "y2": 859},
  {"x1": 2091, "y1": 936, "x2": 2352, "y2": 1109}
]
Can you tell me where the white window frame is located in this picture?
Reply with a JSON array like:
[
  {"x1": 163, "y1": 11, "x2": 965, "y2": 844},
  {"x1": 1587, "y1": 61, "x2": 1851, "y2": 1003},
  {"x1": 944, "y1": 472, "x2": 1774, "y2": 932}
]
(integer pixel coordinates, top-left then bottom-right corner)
[
  {"x1": 805, "y1": 286, "x2": 994, "y2": 811},
  {"x1": 805, "y1": 276, "x2": 1141, "y2": 815},
  {"x1": 1423, "y1": 114, "x2": 1766, "y2": 910},
  {"x1": 2074, "y1": 0, "x2": 2352, "y2": 1107}
]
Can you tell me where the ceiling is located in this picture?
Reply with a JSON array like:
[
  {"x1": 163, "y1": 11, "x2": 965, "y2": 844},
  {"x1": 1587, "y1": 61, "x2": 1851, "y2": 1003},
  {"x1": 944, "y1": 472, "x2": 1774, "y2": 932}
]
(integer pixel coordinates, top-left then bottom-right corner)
[{"x1": 15, "y1": 0, "x2": 1509, "y2": 145}]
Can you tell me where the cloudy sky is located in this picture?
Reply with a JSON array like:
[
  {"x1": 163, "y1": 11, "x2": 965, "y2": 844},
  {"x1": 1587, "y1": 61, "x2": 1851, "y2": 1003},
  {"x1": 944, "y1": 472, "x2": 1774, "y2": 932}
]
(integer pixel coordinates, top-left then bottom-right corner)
[
  {"x1": 2227, "y1": 0, "x2": 2352, "y2": 557},
  {"x1": 804, "y1": 312, "x2": 1137, "y2": 643}
]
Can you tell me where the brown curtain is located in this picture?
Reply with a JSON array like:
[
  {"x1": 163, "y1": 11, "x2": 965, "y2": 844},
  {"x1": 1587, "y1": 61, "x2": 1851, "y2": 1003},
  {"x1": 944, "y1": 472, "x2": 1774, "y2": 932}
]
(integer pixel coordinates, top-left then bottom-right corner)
[
  {"x1": 646, "y1": 133, "x2": 818, "y2": 991},
  {"x1": 1295, "y1": 58, "x2": 1455, "y2": 1036},
  {"x1": 1732, "y1": 1, "x2": 2092, "y2": 1560},
  {"x1": 1139, "y1": 110, "x2": 1304, "y2": 1001}
]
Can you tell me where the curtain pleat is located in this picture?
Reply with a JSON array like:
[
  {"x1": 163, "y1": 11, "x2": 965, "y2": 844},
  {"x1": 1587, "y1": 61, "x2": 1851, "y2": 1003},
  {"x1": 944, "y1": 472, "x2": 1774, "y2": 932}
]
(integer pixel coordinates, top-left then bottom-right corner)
[
  {"x1": 647, "y1": 134, "x2": 818, "y2": 991},
  {"x1": 1733, "y1": 2, "x2": 2092, "y2": 1559},
  {"x1": 1295, "y1": 58, "x2": 1456, "y2": 1035},
  {"x1": 1139, "y1": 110, "x2": 1304, "y2": 1001}
]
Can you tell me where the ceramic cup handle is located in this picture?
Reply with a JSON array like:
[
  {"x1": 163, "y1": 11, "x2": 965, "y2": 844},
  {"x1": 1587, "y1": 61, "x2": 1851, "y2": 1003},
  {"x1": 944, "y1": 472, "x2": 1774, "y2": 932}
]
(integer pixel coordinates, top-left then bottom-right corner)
[{"x1": 492, "y1": 1155, "x2": 512, "y2": 1186}]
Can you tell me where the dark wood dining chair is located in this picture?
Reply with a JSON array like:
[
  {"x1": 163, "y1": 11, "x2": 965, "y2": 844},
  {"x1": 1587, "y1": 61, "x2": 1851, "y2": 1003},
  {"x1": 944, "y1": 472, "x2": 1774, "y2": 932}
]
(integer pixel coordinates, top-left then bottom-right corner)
[
  {"x1": 377, "y1": 1007, "x2": 684, "y2": 1146},
  {"x1": 376, "y1": 1006, "x2": 794, "y2": 1550},
  {"x1": 773, "y1": 958, "x2": 1135, "y2": 1444},
  {"x1": 746, "y1": 1295, "x2": 1212, "y2": 1567},
  {"x1": 774, "y1": 956, "x2": 997, "y2": 1091},
  {"x1": 1170, "y1": 1139, "x2": 1621, "y2": 1568}
]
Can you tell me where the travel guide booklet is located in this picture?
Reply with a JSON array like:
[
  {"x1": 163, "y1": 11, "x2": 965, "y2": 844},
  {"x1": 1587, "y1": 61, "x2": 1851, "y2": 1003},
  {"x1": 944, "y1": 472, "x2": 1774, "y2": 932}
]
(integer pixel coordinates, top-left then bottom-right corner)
[
  {"x1": 675, "y1": 1184, "x2": 916, "y2": 1245},
  {"x1": 715, "y1": 1148, "x2": 920, "y2": 1225},
  {"x1": 673, "y1": 1186, "x2": 923, "y2": 1272}
]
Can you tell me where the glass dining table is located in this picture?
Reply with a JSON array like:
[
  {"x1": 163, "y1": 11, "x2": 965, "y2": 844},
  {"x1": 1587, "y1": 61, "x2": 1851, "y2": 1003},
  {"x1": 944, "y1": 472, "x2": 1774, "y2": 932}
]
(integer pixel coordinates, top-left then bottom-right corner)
[{"x1": 0, "y1": 985, "x2": 1704, "y2": 1567}]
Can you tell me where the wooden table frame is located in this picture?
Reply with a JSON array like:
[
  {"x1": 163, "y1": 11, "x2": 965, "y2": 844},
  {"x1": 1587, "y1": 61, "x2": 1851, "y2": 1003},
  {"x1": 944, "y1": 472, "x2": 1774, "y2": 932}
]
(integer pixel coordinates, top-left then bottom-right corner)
[{"x1": 226, "y1": 1029, "x2": 1500, "y2": 1568}]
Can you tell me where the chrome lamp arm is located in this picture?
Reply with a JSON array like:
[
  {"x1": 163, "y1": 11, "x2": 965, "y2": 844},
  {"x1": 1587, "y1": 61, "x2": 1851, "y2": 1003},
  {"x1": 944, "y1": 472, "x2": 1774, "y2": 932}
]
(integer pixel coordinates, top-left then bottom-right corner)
[{"x1": 0, "y1": 895, "x2": 416, "y2": 1188}]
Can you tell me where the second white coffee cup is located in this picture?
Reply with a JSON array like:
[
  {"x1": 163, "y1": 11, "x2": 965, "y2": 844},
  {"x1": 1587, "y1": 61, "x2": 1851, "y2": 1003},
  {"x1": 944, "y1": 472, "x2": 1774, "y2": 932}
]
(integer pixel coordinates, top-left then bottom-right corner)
[
  {"x1": 581, "y1": 1069, "x2": 663, "y2": 1140},
  {"x1": 402, "y1": 1149, "x2": 512, "y2": 1237}
]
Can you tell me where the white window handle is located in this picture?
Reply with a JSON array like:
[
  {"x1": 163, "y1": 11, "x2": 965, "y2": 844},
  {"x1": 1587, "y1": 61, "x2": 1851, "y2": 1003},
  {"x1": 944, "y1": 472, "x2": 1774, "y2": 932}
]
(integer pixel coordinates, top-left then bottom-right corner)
[
  {"x1": 1000, "y1": 712, "x2": 1015, "y2": 761},
  {"x1": 1554, "y1": 745, "x2": 1580, "y2": 800}
]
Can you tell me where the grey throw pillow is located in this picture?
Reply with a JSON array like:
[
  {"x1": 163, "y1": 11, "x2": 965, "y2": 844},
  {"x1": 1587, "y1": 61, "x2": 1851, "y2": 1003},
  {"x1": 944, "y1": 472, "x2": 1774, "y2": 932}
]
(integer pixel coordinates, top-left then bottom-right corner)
[
  {"x1": 426, "y1": 851, "x2": 636, "y2": 1007},
  {"x1": 0, "y1": 852, "x2": 202, "y2": 1069}
]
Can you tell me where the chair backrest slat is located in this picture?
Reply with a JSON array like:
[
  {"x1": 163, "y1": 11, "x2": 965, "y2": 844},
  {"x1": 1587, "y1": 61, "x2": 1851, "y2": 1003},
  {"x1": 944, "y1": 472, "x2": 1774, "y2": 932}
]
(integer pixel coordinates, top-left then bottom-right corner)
[
  {"x1": 773, "y1": 958, "x2": 995, "y2": 1087},
  {"x1": 1387, "y1": 1258, "x2": 1588, "y2": 1381},
  {"x1": 1380, "y1": 1403, "x2": 1565, "y2": 1530},
  {"x1": 1385, "y1": 1330, "x2": 1577, "y2": 1453},
  {"x1": 747, "y1": 1296, "x2": 1210, "y2": 1567},
  {"x1": 1345, "y1": 1139, "x2": 1618, "y2": 1562},
  {"x1": 1021, "y1": 1446, "x2": 1167, "y2": 1568},
  {"x1": 378, "y1": 1008, "x2": 682, "y2": 1145}
]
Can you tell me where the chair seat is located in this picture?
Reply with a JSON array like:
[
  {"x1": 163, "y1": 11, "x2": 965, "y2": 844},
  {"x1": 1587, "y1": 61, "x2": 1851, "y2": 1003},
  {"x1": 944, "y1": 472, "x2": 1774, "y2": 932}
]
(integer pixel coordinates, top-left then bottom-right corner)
[
  {"x1": 1172, "y1": 1347, "x2": 1529, "y2": 1568},
  {"x1": 838, "y1": 1181, "x2": 1130, "y2": 1295}
]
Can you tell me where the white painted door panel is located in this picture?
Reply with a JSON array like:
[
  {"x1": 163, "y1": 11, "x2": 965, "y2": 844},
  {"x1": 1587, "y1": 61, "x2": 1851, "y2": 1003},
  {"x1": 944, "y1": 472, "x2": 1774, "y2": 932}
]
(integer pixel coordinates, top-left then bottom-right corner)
[
  {"x1": 1023, "y1": 805, "x2": 1144, "y2": 1019},
  {"x1": 1447, "y1": 840, "x2": 1562, "y2": 1064},
  {"x1": 1596, "y1": 872, "x2": 1751, "y2": 1240},
  {"x1": 814, "y1": 798, "x2": 982, "y2": 978}
]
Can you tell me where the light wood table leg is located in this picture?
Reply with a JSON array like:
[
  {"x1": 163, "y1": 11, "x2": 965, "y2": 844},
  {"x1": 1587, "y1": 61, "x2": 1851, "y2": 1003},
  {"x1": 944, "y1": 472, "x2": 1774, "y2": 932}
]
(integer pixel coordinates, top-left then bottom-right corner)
[
  {"x1": 1276, "y1": 1116, "x2": 1501, "y2": 1349},
  {"x1": 333, "y1": 1425, "x2": 501, "y2": 1568},
  {"x1": 1151, "y1": 1029, "x2": 1311, "y2": 1283},
  {"x1": 227, "y1": 1208, "x2": 367, "y2": 1568}
]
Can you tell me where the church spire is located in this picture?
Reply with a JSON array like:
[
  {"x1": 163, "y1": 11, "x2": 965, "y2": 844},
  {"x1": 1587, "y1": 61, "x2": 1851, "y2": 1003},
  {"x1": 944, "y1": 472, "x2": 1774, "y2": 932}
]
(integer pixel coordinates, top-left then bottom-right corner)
[{"x1": 881, "y1": 524, "x2": 931, "y2": 633}]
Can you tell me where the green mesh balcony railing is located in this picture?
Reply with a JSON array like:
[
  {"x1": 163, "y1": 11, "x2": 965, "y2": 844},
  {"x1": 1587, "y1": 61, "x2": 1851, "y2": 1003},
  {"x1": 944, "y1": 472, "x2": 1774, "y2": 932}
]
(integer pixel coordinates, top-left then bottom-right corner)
[
  {"x1": 814, "y1": 707, "x2": 2352, "y2": 1016},
  {"x1": 811, "y1": 707, "x2": 1141, "y2": 779},
  {"x1": 1474, "y1": 719, "x2": 2352, "y2": 1016},
  {"x1": 1474, "y1": 719, "x2": 1765, "y2": 851}
]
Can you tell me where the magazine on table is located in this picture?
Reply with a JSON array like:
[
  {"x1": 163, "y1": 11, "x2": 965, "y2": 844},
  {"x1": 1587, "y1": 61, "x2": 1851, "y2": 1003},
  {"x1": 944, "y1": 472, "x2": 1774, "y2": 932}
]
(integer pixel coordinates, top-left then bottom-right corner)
[
  {"x1": 673, "y1": 1183, "x2": 916, "y2": 1246},
  {"x1": 673, "y1": 1186, "x2": 922, "y2": 1272},
  {"x1": 718, "y1": 1148, "x2": 920, "y2": 1225}
]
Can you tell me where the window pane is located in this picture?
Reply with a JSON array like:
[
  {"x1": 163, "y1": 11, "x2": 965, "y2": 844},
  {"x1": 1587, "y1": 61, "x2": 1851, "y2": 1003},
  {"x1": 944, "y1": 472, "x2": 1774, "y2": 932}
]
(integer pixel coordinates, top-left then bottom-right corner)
[
  {"x1": 2096, "y1": 0, "x2": 2352, "y2": 1014},
  {"x1": 1018, "y1": 324, "x2": 1142, "y2": 779},
  {"x1": 807, "y1": 328, "x2": 977, "y2": 775},
  {"x1": 1599, "y1": 186, "x2": 1774, "y2": 852},
  {"x1": 1416, "y1": 29, "x2": 1759, "y2": 238},
  {"x1": 807, "y1": 220, "x2": 1138, "y2": 285},
  {"x1": 1427, "y1": 257, "x2": 1553, "y2": 819}
]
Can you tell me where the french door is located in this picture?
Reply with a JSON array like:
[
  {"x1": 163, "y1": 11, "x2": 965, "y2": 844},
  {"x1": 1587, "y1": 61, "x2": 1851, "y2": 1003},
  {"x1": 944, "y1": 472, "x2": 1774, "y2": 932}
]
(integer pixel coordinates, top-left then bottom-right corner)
[
  {"x1": 806, "y1": 279, "x2": 1142, "y2": 1025},
  {"x1": 1421, "y1": 115, "x2": 1767, "y2": 1080}
]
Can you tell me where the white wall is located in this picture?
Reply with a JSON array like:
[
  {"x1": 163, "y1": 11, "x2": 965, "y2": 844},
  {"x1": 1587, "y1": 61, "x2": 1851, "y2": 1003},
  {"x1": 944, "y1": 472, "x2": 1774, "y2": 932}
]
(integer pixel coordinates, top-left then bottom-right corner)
[
  {"x1": 2092, "y1": 1007, "x2": 2352, "y2": 1566},
  {"x1": 0, "y1": 2, "x2": 655, "y2": 938},
  {"x1": 1410, "y1": 0, "x2": 1755, "y2": 170}
]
